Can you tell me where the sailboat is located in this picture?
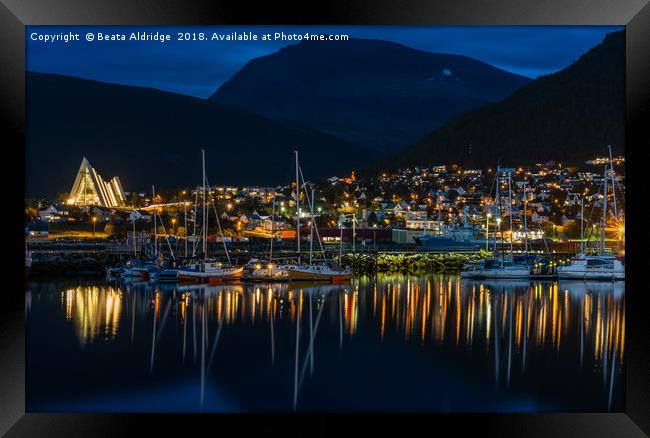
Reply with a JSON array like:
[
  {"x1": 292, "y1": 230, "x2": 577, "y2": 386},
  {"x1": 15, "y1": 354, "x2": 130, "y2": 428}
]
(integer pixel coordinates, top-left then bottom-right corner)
[
  {"x1": 281, "y1": 151, "x2": 352, "y2": 282},
  {"x1": 461, "y1": 167, "x2": 530, "y2": 279},
  {"x1": 558, "y1": 149, "x2": 624, "y2": 281},
  {"x1": 177, "y1": 149, "x2": 243, "y2": 284}
]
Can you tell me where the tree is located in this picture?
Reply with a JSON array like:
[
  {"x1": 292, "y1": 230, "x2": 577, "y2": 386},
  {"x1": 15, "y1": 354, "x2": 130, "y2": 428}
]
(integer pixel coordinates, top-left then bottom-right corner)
[
  {"x1": 561, "y1": 220, "x2": 581, "y2": 239},
  {"x1": 55, "y1": 192, "x2": 69, "y2": 203},
  {"x1": 367, "y1": 212, "x2": 379, "y2": 227},
  {"x1": 130, "y1": 192, "x2": 144, "y2": 208},
  {"x1": 177, "y1": 226, "x2": 186, "y2": 237},
  {"x1": 104, "y1": 223, "x2": 115, "y2": 235}
]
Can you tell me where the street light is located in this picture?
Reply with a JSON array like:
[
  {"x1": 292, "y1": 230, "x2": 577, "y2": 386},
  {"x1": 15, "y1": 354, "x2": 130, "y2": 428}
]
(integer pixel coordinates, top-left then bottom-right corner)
[
  {"x1": 172, "y1": 218, "x2": 176, "y2": 235},
  {"x1": 92, "y1": 216, "x2": 97, "y2": 237},
  {"x1": 496, "y1": 217, "x2": 502, "y2": 250}
]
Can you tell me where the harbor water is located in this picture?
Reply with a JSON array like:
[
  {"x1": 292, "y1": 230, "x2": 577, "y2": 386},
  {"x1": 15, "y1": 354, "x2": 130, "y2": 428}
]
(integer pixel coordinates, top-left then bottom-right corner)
[{"x1": 26, "y1": 275, "x2": 625, "y2": 412}]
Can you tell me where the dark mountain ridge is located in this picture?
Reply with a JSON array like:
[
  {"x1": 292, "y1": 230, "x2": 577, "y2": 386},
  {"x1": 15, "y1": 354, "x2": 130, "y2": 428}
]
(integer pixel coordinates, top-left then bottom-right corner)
[
  {"x1": 210, "y1": 38, "x2": 531, "y2": 152},
  {"x1": 26, "y1": 72, "x2": 370, "y2": 198},
  {"x1": 379, "y1": 30, "x2": 625, "y2": 171}
]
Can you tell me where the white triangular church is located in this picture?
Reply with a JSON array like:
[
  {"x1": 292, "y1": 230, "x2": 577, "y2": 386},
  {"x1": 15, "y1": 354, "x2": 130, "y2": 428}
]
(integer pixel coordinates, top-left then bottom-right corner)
[{"x1": 67, "y1": 157, "x2": 126, "y2": 207}]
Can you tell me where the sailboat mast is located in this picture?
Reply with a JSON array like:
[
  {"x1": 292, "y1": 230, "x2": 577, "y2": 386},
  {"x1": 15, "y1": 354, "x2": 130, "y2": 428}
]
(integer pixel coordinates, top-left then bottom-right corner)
[
  {"x1": 133, "y1": 207, "x2": 137, "y2": 256},
  {"x1": 608, "y1": 146, "x2": 618, "y2": 219},
  {"x1": 295, "y1": 150, "x2": 300, "y2": 263},
  {"x1": 193, "y1": 187, "x2": 198, "y2": 241},
  {"x1": 495, "y1": 168, "x2": 501, "y2": 256},
  {"x1": 184, "y1": 201, "x2": 188, "y2": 258},
  {"x1": 152, "y1": 185, "x2": 157, "y2": 257},
  {"x1": 601, "y1": 165, "x2": 608, "y2": 255},
  {"x1": 580, "y1": 194, "x2": 584, "y2": 254},
  {"x1": 339, "y1": 222, "x2": 343, "y2": 264},
  {"x1": 309, "y1": 189, "x2": 315, "y2": 265},
  {"x1": 508, "y1": 172, "x2": 514, "y2": 254},
  {"x1": 523, "y1": 182, "x2": 528, "y2": 254},
  {"x1": 270, "y1": 191, "x2": 275, "y2": 261},
  {"x1": 608, "y1": 145, "x2": 620, "y2": 253},
  {"x1": 202, "y1": 149, "x2": 207, "y2": 261}
]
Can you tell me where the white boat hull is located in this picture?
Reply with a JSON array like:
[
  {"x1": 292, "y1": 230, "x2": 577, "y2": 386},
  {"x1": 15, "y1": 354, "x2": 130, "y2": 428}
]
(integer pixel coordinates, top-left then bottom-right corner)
[
  {"x1": 557, "y1": 269, "x2": 624, "y2": 281},
  {"x1": 281, "y1": 265, "x2": 352, "y2": 282},
  {"x1": 178, "y1": 267, "x2": 243, "y2": 283},
  {"x1": 556, "y1": 254, "x2": 625, "y2": 281}
]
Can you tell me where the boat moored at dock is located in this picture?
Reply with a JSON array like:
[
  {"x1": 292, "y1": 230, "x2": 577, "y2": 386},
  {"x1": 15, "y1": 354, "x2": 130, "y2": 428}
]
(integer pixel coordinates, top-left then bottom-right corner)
[
  {"x1": 556, "y1": 253, "x2": 624, "y2": 281},
  {"x1": 281, "y1": 261, "x2": 352, "y2": 282},
  {"x1": 177, "y1": 261, "x2": 244, "y2": 284}
]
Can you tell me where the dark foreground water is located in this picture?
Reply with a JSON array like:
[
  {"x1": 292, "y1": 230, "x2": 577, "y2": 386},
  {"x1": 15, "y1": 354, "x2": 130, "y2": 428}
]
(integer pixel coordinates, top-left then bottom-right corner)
[{"x1": 26, "y1": 275, "x2": 624, "y2": 412}]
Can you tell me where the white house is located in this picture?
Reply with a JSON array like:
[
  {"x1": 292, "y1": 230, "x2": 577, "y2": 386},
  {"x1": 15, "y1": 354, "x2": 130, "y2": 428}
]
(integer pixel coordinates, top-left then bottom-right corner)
[
  {"x1": 38, "y1": 205, "x2": 70, "y2": 222},
  {"x1": 128, "y1": 210, "x2": 152, "y2": 222}
]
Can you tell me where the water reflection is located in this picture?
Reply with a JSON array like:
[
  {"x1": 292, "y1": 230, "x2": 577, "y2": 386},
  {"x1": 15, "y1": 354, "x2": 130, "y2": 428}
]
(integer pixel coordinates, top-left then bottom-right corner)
[
  {"x1": 28, "y1": 275, "x2": 624, "y2": 412},
  {"x1": 60, "y1": 286, "x2": 123, "y2": 345}
]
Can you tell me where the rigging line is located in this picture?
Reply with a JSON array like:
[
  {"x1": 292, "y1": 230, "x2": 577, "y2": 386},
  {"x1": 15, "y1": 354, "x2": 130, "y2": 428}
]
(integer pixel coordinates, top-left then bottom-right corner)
[
  {"x1": 204, "y1": 175, "x2": 232, "y2": 266},
  {"x1": 153, "y1": 210, "x2": 175, "y2": 259},
  {"x1": 191, "y1": 221, "x2": 203, "y2": 257},
  {"x1": 583, "y1": 174, "x2": 606, "y2": 253},
  {"x1": 298, "y1": 166, "x2": 326, "y2": 258}
]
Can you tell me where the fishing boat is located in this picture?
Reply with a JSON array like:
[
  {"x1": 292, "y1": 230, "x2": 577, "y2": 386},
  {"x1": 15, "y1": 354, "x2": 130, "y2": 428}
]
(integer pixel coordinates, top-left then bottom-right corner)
[
  {"x1": 557, "y1": 150, "x2": 624, "y2": 281},
  {"x1": 413, "y1": 231, "x2": 482, "y2": 251},
  {"x1": 413, "y1": 214, "x2": 485, "y2": 251}
]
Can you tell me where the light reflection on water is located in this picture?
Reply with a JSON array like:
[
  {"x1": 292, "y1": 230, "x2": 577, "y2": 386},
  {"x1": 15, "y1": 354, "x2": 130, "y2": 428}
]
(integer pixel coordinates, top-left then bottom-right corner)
[{"x1": 26, "y1": 275, "x2": 624, "y2": 412}]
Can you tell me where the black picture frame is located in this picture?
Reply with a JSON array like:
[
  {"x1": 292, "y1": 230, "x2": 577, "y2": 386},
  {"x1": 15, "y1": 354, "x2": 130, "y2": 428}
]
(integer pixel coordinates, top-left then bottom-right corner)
[{"x1": 2, "y1": 1, "x2": 649, "y2": 436}]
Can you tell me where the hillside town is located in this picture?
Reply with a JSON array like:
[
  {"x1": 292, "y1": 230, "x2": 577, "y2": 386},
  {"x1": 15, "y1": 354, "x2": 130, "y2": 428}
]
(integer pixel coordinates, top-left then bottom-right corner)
[{"x1": 25, "y1": 155, "x2": 625, "y2": 252}]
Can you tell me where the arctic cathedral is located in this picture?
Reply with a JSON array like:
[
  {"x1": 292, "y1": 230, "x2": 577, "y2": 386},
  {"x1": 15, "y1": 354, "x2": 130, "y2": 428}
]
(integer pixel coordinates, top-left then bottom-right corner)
[{"x1": 67, "y1": 158, "x2": 126, "y2": 208}]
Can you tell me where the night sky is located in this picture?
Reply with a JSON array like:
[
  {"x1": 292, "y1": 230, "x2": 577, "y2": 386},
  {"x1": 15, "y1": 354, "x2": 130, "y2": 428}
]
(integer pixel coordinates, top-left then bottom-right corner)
[{"x1": 27, "y1": 25, "x2": 622, "y2": 99}]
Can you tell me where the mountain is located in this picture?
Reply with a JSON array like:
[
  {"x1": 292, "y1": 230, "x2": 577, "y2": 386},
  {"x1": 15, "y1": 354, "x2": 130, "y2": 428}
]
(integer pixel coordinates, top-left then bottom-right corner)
[
  {"x1": 26, "y1": 72, "x2": 370, "y2": 198},
  {"x1": 379, "y1": 30, "x2": 625, "y2": 171},
  {"x1": 209, "y1": 38, "x2": 531, "y2": 152}
]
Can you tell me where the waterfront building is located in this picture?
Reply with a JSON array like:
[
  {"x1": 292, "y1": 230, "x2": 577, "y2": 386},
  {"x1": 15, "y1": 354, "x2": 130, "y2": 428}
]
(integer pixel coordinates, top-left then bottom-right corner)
[
  {"x1": 405, "y1": 218, "x2": 440, "y2": 230},
  {"x1": 67, "y1": 158, "x2": 126, "y2": 208}
]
